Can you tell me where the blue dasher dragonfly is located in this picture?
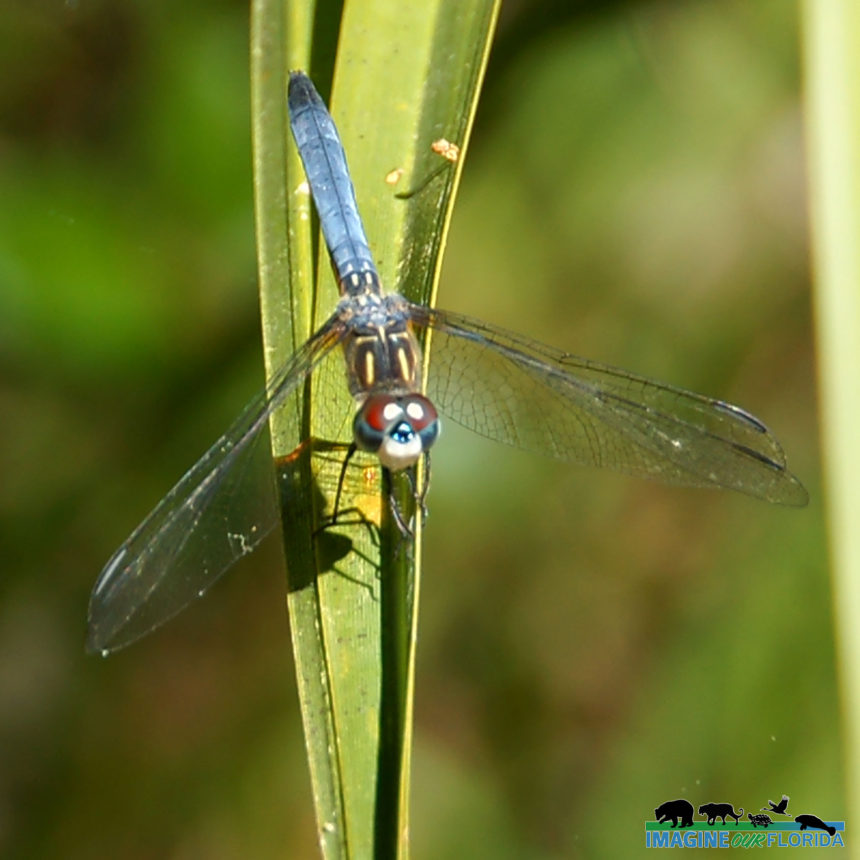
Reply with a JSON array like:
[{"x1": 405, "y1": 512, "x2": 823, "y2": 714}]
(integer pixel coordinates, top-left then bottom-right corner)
[{"x1": 87, "y1": 72, "x2": 807, "y2": 654}]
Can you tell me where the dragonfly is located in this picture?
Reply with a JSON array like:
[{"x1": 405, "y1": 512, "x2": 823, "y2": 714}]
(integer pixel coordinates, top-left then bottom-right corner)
[{"x1": 87, "y1": 72, "x2": 807, "y2": 655}]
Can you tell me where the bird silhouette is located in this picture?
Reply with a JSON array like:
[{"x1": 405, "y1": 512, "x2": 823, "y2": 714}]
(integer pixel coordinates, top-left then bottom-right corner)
[{"x1": 762, "y1": 795, "x2": 790, "y2": 815}]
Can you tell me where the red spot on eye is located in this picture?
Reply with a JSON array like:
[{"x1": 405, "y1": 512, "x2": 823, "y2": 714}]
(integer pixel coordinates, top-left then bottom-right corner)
[{"x1": 362, "y1": 395, "x2": 395, "y2": 431}]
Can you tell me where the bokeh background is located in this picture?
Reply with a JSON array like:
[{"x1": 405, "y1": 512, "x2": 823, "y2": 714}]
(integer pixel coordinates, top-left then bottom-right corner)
[{"x1": 0, "y1": 0, "x2": 830, "y2": 857}]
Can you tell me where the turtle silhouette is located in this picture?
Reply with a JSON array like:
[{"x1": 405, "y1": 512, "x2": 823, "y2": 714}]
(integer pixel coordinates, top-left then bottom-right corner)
[
  {"x1": 795, "y1": 814, "x2": 836, "y2": 836},
  {"x1": 763, "y1": 794, "x2": 790, "y2": 816},
  {"x1": 748, "y1": 813, "x2": 772, "y2": 828}
]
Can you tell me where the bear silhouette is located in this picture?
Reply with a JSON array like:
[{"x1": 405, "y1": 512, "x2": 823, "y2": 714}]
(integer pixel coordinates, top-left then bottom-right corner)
[
  {"x1": 748, "y1": 813, "x2": 772, "y2": 828},
  {"x1": 698, "y1": 802, "x2": 743, "y2": 825},
  {"x1": 655, "y1": 799, "x2": 694, "y2": 828},
  {"x1": 795, "y1": 814, "x2": 836, "y2": 836}
]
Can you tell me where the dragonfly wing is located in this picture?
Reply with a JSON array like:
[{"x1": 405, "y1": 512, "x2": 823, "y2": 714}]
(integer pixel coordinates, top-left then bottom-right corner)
[
  {"x1": 410, "y1": 304, "x2": 807, "y2": 506},
  {"x1": 87, "y1": 314, "x2": 345, "y2": 654}
]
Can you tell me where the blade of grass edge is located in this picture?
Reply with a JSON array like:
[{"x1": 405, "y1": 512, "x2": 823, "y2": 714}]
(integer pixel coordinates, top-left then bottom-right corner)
[
  {"x1": 252, "y1": 3, "x2": 352, "y2": 858},
  {"x1": 802, "y1": 0, "x2": 860, "y2": 831}
]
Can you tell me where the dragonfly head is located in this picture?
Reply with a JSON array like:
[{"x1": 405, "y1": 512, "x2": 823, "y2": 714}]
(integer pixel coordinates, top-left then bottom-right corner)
[{"x1": 354, "y1": 393, "x2": 439, "y2": 471}]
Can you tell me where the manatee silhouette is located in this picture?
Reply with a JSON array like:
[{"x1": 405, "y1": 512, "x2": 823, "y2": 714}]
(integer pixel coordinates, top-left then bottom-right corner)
[{"x1": 795, "y1": 814, "x2": 836, "y2": 836}]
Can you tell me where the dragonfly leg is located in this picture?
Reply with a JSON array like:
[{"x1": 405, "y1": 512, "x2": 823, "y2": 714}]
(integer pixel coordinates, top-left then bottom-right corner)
[
  {"x1": 400, "y1": 453, "x2": 430, "y2": 529},
  {"x1": 394, "y1": 162, "x2": 450, "y2": 200},
  {"x1": 382, "y1": 467, "x2": 415, "y2": 539},
  {"x1": 326, "y1": 441, "x2": 358, "y2": 527},
  {"x1": 381, "y1": 451, "x2": 431, "y2": 540},
  {"x1": 416, "y1": 451, "x2": 431, "y2": 526},
  {"x1": 313, "y1": 442, "x2": 378, "y2": 540}
]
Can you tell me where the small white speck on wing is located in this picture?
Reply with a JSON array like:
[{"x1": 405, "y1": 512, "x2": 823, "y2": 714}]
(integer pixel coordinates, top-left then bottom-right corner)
[{"x1": 227, "y1": 531, "x2": 252, "y2": 556}]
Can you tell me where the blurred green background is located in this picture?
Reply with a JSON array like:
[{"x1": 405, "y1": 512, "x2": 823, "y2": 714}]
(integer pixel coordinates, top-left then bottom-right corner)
[{"x1": 0, "y1": 0, "x2": 829, "y2": 858}]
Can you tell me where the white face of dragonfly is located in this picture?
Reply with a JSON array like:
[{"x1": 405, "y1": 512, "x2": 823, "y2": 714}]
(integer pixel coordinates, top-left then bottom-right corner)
[{"x1": 353, "y1": 393, "x2": 440, "y2": 470}]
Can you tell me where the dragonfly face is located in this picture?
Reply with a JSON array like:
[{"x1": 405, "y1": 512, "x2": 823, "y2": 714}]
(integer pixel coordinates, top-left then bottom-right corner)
[{"x1": 353, "y1": 392, "x2": 439, "y2": 470}]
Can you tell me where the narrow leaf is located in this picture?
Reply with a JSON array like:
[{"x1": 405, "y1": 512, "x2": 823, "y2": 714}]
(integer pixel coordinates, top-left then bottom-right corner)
[
  {"x1": 251, "y1": 1, "x2": 500, "y2": 856},
  {"x1": 803, "y1": 0, "x2": 860, "y2": 835}
]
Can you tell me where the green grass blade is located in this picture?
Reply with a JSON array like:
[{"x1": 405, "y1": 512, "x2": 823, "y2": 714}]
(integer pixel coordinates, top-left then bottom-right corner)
[
  {"x1": 331, "y1": 5, "x2": 501, "y2": 857},
  {"x1": 251, "y1": 1, "x2": 499, "y2": 856},
  {"x1": 802, "y1": 0, "x2": 860, "y2": 832},
  {"x1": 252, "y1": 1, "x2": 349, "y2": 854}
]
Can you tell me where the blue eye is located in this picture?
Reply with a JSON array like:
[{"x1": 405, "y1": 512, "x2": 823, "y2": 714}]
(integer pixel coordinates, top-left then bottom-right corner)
[
  {"x1": 353, "y1": 413, "x2": 385, "y2": 452},
  {"x1": 418, "y1": 420, "x2": 439, "y2": 449}
]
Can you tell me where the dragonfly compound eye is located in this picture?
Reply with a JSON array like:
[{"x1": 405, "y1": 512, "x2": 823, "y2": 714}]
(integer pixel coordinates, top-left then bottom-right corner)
[{"x1": 403, "y1": 394, "x2": 440, "y2": 451}]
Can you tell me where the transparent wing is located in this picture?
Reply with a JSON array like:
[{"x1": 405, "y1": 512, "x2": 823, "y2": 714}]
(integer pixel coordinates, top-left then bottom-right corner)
[
  {"x1": 410, "y1": 304, "x2": 807, "y2": 506},
  {"x1": 87, "y1": 314, "x2": 345, "y2": 654}
]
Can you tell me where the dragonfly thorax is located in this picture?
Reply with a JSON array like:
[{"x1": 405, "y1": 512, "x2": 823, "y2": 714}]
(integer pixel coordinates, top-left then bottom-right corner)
[
  {"x1": 354, "y1": 393, "x2": 439, "y2": 470},
  {"x1": 340, "y1": 294, "x2": 422, "y2": 395}
]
